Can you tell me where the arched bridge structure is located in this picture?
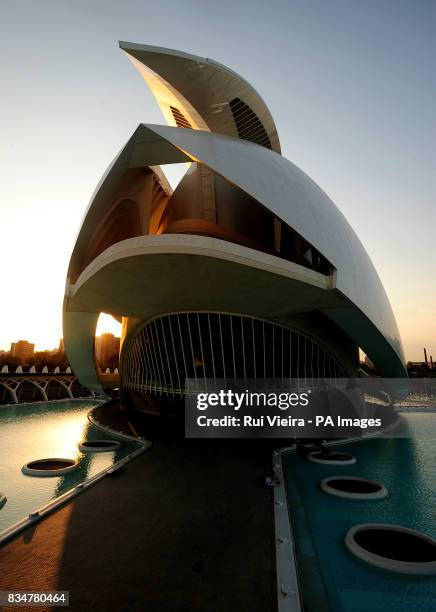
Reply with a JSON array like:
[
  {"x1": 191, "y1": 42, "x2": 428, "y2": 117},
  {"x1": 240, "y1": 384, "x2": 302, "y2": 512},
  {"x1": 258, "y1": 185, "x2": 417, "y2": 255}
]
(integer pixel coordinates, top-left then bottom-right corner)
[{"x1": 0, "y1": 374, "x2": 93, "y2": 405}]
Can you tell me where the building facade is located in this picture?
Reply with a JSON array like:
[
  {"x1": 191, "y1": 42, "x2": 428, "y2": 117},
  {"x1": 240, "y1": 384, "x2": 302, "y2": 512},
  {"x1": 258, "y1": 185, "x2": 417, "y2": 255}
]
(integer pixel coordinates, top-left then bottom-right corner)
[
  {"x1": 10, "y1": 340, "x2": 35, "y2": 362},
  {"x1": 63, "y1": 42, "x2": 406, "y2": 407},
  {"x1": 95, "y1": 333, "x2": 120, "y2": 370}
]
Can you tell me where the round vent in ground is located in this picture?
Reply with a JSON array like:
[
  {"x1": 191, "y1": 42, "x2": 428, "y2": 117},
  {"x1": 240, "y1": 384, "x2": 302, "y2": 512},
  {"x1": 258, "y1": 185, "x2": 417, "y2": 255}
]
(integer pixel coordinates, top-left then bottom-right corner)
[
  {"x1": 22, "y1": 458, "x2": 79, "y2": 477},
  {"x1": 79, "y1": 440, "x2": 121, "y2": 453},
  {"x1": 321, "y1": 476, "x2": 388, "y2": 500},
  {"x1": 345, "y1": 524, "x2": 436, "y2": 574},
  {"x1": 307, "y1": 450, "x2": 356, "y2": 465}
]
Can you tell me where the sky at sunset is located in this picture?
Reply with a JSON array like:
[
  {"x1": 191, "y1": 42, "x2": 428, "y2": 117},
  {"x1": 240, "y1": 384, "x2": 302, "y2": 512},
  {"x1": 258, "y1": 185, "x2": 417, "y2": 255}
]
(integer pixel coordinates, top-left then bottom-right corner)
[{"x1": 1, "y1": 0, "x2": 435, "y2": 361}]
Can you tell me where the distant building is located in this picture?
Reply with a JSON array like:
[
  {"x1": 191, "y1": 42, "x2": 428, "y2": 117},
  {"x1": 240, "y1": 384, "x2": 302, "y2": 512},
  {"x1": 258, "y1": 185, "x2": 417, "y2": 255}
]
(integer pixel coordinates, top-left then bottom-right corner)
[
  {"x1": 95, "y1": 333, "x2": 120, "y2": 368},
  {"x1": 408, "y1": 361, "x2": 433, "y2": 369},
  {"x1": 407, "y1": 360, "x2": 436, "y2": 378},
  {"x1": 10, "y1": 340, "x2": 35, "y2": 361}
]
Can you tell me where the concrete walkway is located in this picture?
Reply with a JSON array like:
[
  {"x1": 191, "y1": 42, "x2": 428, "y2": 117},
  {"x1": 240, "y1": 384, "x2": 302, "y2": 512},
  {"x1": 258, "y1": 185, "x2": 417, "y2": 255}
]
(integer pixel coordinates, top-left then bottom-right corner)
[{"x1": 0, "y1": 437, "x2": 277, "y2": 611}]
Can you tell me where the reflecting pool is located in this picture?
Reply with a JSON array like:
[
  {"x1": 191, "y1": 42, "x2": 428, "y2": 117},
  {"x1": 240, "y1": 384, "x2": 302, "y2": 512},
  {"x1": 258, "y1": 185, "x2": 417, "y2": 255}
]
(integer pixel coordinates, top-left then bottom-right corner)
[
  {"x1": 0, "y1": 400, "x2": 140, "y2": 534},
  {"x1": 283, "y1": 412, "x2": 436, "y2": 611}
]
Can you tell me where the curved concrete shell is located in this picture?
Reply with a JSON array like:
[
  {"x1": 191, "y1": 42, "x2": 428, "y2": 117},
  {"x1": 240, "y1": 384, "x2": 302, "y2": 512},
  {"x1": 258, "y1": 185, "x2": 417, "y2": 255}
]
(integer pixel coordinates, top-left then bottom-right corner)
[
  {"x1": 119, "y1": 42, "x2": 281, "y2": 153},
  {"x1": 64, "y1": 43, "x2": 406, "y2": 394}
]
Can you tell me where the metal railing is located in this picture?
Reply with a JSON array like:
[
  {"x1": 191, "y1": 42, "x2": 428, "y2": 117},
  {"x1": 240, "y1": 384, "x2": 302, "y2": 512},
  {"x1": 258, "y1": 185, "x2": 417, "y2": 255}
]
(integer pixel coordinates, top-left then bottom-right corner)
[{"x1": 123, "y1": 312, "x2": 345, "y2": 396}]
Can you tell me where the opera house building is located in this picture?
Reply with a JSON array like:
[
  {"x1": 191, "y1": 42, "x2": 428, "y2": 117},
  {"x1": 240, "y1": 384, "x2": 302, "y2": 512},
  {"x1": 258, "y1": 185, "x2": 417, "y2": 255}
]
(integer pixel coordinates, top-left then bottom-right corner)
[{"x1": 63, "y1": 41, "x2": 406, "y2": 410}]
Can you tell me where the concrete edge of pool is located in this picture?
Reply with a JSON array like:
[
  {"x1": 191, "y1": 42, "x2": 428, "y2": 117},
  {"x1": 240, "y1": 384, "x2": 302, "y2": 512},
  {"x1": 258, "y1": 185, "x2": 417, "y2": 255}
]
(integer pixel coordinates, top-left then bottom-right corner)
[
  {"x1": 0, "y1": 403, "x2": 151, "y2": 547},
  {"x1": 0, "y1": 396, "x2": 100, "y2": 409},
  {"x1": 273, "y1": 449, "x2": 303, "y2": 612}
]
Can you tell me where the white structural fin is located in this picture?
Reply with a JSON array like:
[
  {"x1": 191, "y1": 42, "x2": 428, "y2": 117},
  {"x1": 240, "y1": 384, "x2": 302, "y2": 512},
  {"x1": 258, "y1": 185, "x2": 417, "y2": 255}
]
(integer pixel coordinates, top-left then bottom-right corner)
[{"x1": 119, "y1": 41, "x2": 281, "y2": 154}]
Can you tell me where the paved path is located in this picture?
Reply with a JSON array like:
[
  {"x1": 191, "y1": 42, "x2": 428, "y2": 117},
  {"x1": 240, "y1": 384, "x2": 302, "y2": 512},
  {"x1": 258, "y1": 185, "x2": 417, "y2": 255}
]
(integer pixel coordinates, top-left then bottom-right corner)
[{"x1": 0, "y1": 437, "x2": 277, "y2": 612}]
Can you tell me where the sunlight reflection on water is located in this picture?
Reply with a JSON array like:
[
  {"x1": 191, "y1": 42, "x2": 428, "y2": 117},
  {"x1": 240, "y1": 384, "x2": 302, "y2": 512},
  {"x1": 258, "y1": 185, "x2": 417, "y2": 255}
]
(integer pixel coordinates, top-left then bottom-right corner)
[{"x1": 0, "y1": 400, "x2": 139, "y2": 533}]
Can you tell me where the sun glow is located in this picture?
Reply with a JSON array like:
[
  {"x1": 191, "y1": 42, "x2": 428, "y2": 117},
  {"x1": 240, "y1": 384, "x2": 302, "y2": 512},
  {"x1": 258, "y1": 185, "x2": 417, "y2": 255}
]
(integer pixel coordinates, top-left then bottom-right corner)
[
  {"x1": 95, "y1": 314, "x2": 122, "y2": 338},
  {"x1": 49, "y1": 413, "x2": 89, "y2": 459}
]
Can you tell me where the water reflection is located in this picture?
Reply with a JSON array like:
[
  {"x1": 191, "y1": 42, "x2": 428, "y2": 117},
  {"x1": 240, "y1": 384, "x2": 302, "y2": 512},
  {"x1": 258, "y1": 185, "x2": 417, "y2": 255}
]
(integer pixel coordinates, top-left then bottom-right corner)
[{"x1": 0, "y1": 401, "x2": 140, "y2": 534}]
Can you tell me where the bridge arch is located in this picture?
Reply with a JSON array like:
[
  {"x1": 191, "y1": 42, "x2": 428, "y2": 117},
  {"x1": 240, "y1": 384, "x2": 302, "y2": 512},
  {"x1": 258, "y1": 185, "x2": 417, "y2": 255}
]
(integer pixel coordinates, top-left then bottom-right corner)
[
  {"x1": 15, "y1": 379, "x2": 46, "y2": 403},
  {"x1": 0, "y1": 375, "x2": 92, "y2": 405}
]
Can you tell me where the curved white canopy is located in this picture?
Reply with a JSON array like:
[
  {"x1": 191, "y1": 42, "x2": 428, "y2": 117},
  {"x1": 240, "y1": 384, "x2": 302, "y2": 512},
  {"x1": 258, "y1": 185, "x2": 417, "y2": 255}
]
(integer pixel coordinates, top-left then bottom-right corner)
[
  {"x1": 119, "y1": 41, "x2": 281, "y2": 153},
  {"x1": 64, "y1": 125, "x2": 406, "y2": 387}
]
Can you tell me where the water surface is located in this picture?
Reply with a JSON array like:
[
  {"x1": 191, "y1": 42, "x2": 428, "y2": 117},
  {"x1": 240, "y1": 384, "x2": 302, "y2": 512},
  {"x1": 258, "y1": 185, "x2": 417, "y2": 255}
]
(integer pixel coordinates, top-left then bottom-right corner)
[
  {"x1": 283, "y1": 412, "x2": 436, "y2": 611},
  {"x1": 0, "y1": 400, "x2": 139, "y2": 534}
]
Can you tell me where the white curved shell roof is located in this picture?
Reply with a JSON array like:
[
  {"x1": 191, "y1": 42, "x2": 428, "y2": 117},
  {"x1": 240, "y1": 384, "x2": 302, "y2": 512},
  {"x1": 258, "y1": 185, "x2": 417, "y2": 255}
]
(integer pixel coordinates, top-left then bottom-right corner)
[
  {"x1": 65, "y1": 124, "x2": 405, "y2": 379},
  {"x1": 64, "y1": 44, "x2": 406, "y2": 389},
  {"x1": 143, "y1": 124, "x2": 402, "y2": 355},
  {"x1": 119, "y1": 41, "x2": 281, "y2": 153}
]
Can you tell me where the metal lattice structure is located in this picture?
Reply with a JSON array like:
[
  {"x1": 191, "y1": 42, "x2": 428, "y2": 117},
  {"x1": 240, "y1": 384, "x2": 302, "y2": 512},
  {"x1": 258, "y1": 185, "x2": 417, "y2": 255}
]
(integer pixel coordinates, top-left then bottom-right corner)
[
  {"x1": 123, "y1": 312, "x2": 345, "y2": 396},
  {"x1": 0, "y1": 375, "x2": 92, "y2": 405}
]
